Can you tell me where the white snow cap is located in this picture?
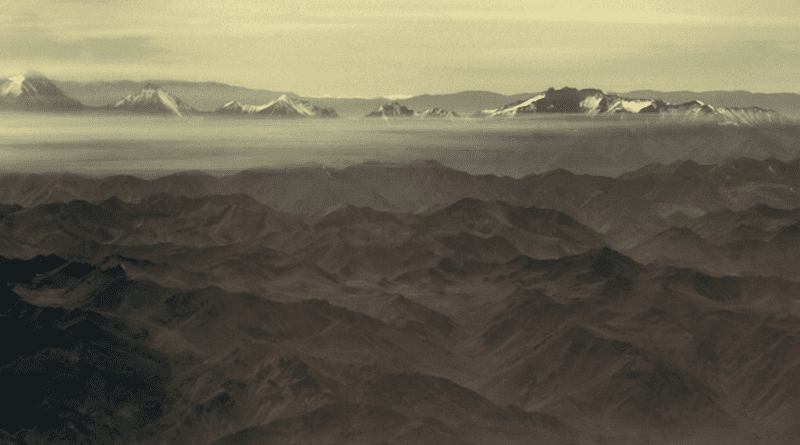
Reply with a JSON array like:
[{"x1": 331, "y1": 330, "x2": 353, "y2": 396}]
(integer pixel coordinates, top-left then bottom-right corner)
[{"x1": 8, "y1": 75, "x2": 25, "y2": 85}]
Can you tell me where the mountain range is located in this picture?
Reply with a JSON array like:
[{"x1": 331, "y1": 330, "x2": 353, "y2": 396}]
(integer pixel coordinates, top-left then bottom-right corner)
[
  {"x1": 2, "y1": 159, "x2": 800, "y2": 443},
  {"x1": 3, "y1": 71, "x2": 799, "y2": 120},
  {"x1": 3, "y1": 70, "x2": 800, "y2": 444},
  {"x1": 474, "y1": 87, "x2": 788, "y2": 126},
  {"x1": 215, "y1": 95, "x2": 339, "y2": 118},
  {"x1": 365, "y1": 101, "x2": 459, "y2": 118},
  {"x1": 3, "y1": 156, "x2": 800, "y2": 267}
]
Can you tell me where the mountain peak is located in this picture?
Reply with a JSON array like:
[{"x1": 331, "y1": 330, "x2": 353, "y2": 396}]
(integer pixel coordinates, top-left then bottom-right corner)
[
  {"x1": 215, "y1": 95, "x2": 338, "y2": 118},
  {"x1": 106, "y1": 84, "x2": 195, "y2": 116},
  {"x1": 474, "y1": 87, "x2": 784, "y2": 125},
  {"x1": 366, "y1": 101, "x2": 416, "y2": 118},
  {"x1": 0, "y1": 71, "x2": 84, "y2": 110},
  {"x1": 7, "y1": 74, "x2": 25, "y2": 85}
]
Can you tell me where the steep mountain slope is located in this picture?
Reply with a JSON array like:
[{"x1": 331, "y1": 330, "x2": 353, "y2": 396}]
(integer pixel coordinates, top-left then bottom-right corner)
[
  {"x1": 0, "y1": 71, "x2": 83, "y2": 111},
  {"x1": 0, "y1": 253, "x2": 579, "y2": 445},
  {"x1": 103, "y1": 84, "x2": 197, "y2": 116},
  {"x1": 3, "y1": 234, "x2": 800, "y2": 443}
]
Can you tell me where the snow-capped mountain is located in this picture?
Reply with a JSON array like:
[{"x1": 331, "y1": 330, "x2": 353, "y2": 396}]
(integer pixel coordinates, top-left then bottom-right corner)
[
  {"x1": 0, "y1": 71, "x2": 83, "y2": 110},
  {"x1": 215, "y1": 94, "x2": 338, "y2": 118},
  {"x1": 104, "y1": 83, "x2": 196, "y2": 116},
  {"x1": 474, "y1": 87, "x2": 788, "y2": 126},
  {"x1": 365, "y1": 102, "x2": 459, "y2": 118},
  {"x1": 417, "y1": 107, "x2": 460, "y2": 118},
  {"x1": 365, "y1": 101, "x2": 416, "y2": 117}
]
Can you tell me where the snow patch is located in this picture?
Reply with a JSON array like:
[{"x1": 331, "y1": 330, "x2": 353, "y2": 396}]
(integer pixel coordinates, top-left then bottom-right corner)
[
  {"x1": 485, "y1": 93, "x2": 545, "y2": 117},
  {"x1": 579, "y1": 95, "x2": 603, "y2": 114},
  {"x1": 621, "y1": 99, "x2": 654, "y2": 113}
]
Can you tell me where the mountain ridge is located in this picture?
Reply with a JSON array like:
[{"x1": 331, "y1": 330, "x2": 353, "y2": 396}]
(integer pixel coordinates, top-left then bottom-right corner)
[
  {"x1": 30, "y1": 73, "x2": 798, "y2": 116},
  {"x1": 474, "y1": 87, "x2": 789, "y2": 126},
  {"x1": 215, "y1": 94, "x2": 339, "y2": 118}
]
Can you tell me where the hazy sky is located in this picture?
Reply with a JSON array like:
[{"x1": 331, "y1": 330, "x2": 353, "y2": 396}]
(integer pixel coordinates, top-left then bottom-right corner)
[{"x1": 2, "y1": 0, "x2": 799, "y2": 97}]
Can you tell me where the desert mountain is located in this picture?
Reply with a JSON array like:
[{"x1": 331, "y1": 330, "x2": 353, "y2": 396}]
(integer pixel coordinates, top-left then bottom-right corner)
[
  {"x1": 4, "y1": 157, "x2": 800, "y2": 250},
  {"x1": 215, "y1": 94, "x2": 338, "y2": 118},
  {"x1": 0, "y1": 71, "x2": 83, "y2": 111},
  {"x1": 1, "y1": 159, "x2": 800, "y2": 444},
  {"x1": 2, "y1": 227, "x2": 800, "y2": 444},
  {"x1": 624, "y1": 202, "x2": 800, "y2": 279},
  {"x1": 475, "y1": 87, "x2": 789, "y2": 126},
  {"x1": 103, "y1": 83, "x2": 197, "y2": 116}
]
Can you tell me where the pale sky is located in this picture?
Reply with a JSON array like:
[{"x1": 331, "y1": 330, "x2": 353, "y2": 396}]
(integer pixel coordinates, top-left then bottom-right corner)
[{"x1": 2, "y1": 0, "x2": 799, "y2": 97}]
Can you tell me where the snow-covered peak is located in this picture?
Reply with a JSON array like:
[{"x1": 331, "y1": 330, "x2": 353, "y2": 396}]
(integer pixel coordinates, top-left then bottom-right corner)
[
  {"x1": 8, "y1": 75, "x2": 25, "y2": 85},
  {"x1": 478, "y1": 93, "x2": 545, "y2": 117},
  {"x1": 215, "y1": 95, "x2": 338, "y2": 118},
  {"x1": 366, "y1": 101, "x2": 416, "y2": 117},
  {"x1": 0, "y1": 70, "x2": 83, "y2": 110},
  {"x1": 106, "y1": 84, "x2": 196, "y2": 116},
  {"x1": 417, "y1": 107, "x2": 459, "y2": 118},
  {"x1": 472, "y1": 86, "x2": 781, "y2": 125}
]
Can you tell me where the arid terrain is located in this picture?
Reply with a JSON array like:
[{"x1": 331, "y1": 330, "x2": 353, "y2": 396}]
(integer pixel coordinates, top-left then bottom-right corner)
[{"x1": 2, "y1": 129, "x2": 800, "y2": 444}]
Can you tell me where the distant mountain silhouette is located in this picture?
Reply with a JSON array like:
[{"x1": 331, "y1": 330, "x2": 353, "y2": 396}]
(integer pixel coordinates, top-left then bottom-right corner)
[{"x1": 4, "y1": 156, "x2": 800, "y2": 251}]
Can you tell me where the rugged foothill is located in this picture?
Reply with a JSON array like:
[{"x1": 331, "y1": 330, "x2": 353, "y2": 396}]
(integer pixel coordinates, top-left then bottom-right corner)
[{"x1": 2, "y1": 157, "x2": 800, "y2": 444}]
